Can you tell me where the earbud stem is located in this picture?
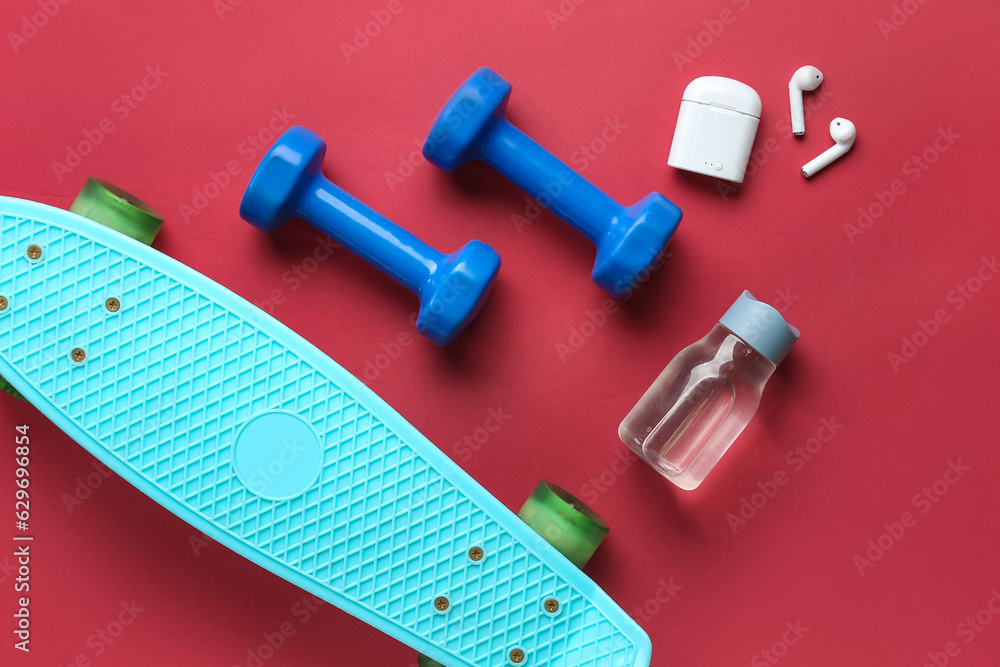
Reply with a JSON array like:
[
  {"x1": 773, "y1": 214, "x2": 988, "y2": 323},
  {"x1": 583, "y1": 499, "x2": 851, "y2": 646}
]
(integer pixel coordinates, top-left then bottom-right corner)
[
  {"x1": 802, "y1": 144, "x2": 848, "y2": 178},
  {"x1": 789, "y1": 86, "x2": 805, "y2": 136}
]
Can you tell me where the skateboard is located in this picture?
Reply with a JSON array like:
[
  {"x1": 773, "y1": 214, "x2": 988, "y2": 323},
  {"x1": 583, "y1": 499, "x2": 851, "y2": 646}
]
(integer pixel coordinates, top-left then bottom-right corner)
[{"x1": 0, "y1": 182, "x2": 652, "y2": 666}]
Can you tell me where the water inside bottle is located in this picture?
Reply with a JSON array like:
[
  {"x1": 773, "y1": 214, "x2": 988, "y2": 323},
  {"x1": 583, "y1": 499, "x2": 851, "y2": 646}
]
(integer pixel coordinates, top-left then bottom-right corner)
[{"x1": 644, "y1": 375, "x2": 736, "y2": 475}]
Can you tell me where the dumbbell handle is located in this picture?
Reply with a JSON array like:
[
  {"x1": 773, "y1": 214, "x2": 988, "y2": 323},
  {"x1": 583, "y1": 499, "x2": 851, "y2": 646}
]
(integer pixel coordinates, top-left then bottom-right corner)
[
  {"x1": 480, "y1": 120, "x2": 622, "y2": 245},
  {"x1": 297, "y1": 175, "x2": 439, "y2": 296}
]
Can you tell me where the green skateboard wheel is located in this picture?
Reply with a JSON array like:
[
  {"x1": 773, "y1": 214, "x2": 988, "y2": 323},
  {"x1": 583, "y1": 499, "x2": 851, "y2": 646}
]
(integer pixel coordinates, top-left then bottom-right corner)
[
  {"x1": 69, "y1": 178, "x2": 164, "y2": 246},
  {"x1": 0, "y1": 375, "x2": 25, "y2": 401},
  {"x1": 0, "y1": 294, "x2": 23, "y2": 401},
  {"x1": 0, "y1": 179, "x2": 164, "y2": 402},
  {"x1": 416, "y1": 482, "x2": 609, "y2": 666},
  {"x1": 517, "y1": 481, "x2": 609, "y2": 570}
]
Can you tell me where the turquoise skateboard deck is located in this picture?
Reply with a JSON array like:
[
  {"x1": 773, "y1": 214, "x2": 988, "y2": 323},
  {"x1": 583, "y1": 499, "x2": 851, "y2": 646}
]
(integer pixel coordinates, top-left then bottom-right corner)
[{"x1": 0, "y1": 196, "x2": 652, "y2": 667}]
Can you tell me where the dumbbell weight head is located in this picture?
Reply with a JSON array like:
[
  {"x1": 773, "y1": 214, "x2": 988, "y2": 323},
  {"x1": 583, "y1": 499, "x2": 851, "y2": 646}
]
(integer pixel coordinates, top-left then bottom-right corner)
[
  {"x1": 417, "y1": 240, "x2": 500, "y2": 345},
  {"x1": 424, "y1": 67, "x2": 683, "y2": 298},
  {"x1": 240, "y1": 125, "x2": 326, "y2": 233},
  {"x1": 594, "y1": 193, "x2": 682, "y2": 297},
  {"x1": 422, "y1": 67, "x2": 513, "y2": 173},
  {"x1": 242, "y1": 126, "x2": 501, "y2": 346}
]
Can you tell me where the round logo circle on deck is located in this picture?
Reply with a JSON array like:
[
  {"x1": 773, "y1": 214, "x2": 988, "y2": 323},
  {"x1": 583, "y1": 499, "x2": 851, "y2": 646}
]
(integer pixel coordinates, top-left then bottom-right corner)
[{"x1": 233, "y1": 411, "x2": 323, "y2": 501}]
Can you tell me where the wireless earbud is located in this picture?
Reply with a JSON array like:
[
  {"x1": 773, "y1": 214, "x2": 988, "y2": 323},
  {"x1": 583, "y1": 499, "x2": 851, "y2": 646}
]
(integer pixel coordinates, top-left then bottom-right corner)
[
  {"x1": 788, "y1": 66, "x2": 824, "y2": 136},
  {"x1": 802, "y1": 118, "x2": 856, "y2": 177}
]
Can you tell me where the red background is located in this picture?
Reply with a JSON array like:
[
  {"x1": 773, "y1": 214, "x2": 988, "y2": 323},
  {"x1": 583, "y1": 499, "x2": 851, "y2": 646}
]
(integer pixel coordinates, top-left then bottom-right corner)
[{"x1": 1, "y1": 0, "x2": 999, "y2": 665}]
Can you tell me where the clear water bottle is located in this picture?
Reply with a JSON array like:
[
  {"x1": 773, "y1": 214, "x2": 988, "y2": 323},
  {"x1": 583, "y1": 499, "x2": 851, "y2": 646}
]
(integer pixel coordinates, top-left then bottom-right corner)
[{"x1": 619, "y1": 291, "x2": 800, "y2": 490}]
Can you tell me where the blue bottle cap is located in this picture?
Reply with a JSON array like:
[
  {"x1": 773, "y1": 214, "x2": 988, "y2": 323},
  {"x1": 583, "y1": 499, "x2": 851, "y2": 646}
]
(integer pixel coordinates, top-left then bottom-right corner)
[{"x1": 719, "y1": 290, "x2": 800, "y2": 365}]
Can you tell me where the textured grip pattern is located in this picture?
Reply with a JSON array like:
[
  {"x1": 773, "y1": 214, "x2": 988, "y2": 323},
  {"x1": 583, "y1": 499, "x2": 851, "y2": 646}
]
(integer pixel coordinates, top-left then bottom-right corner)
[{"x1": 0, "y1": 205, "x2": 645, "y2": 667}]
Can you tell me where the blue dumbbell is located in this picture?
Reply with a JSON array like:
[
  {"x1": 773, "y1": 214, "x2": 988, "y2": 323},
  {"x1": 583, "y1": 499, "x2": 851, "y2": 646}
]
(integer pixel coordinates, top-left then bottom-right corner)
[
  {"x1": 240, "y1": 126, "x2": 500, "y2": 346},
  {"x1": 424, "y1": 67, "x2": 682, "y2": 298}
]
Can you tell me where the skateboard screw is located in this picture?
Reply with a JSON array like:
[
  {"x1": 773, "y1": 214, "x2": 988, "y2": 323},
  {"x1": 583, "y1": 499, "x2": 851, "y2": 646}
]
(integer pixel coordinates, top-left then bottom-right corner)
[
  {"x1": 509, "y1": 648, "x2": 525, "y2": 664},
  {"x1": 71, "y1": 348, "x2": 86, "y2": 363},
  {"x1": 26, "y1": 245, "x2": 42, "y2": 260},
  {"x1": 434, "y1": 596, "x2": 450, "y2": 612},
  {"x1": 105, "y1": 298, "x2": 121, "y2": 313},
  {"x1": 544, "y1": 598, "x2": 560, "y2": 614},
  {"x1": 468, "y1": 547, "x2": 484, "y2": 562},
  {"x1": 0, "y1": 296, "x2": 7, "y2": 311}
]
